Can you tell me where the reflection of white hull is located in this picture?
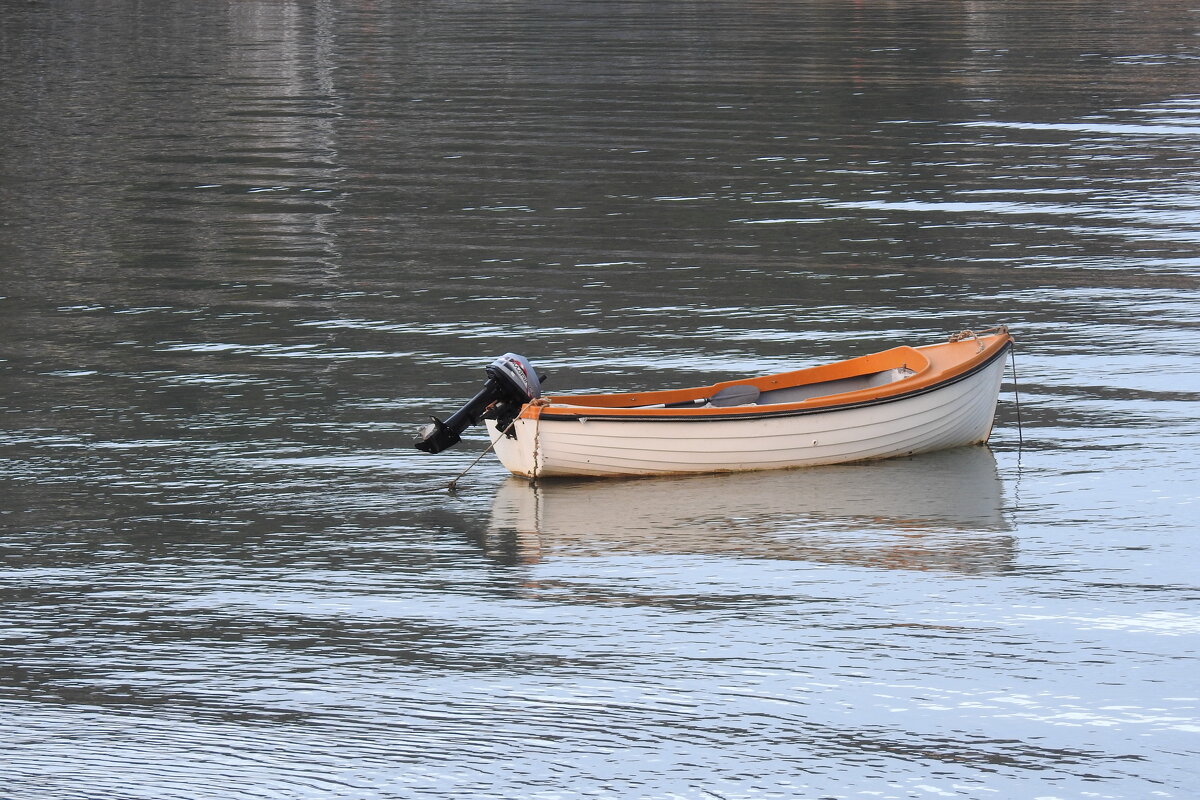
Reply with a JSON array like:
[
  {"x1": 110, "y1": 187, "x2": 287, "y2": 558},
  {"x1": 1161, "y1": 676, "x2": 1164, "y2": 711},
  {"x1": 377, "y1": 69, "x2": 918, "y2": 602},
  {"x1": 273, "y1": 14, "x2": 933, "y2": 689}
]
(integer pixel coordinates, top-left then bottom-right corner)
[
  {"x1": 486, "y1": 446, "x2": 1012, "y2": 573},
  {"x1": 486, "y1": 333, "x2": 1012, "y2": 478}
]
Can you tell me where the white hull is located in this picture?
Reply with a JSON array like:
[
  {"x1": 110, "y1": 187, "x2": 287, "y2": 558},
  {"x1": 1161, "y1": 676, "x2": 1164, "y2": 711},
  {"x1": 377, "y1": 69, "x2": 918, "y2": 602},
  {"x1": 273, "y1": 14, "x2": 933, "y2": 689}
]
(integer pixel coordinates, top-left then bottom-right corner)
[{"x1": 486, "y1": 344, "x2": 1009, "y2": 479}]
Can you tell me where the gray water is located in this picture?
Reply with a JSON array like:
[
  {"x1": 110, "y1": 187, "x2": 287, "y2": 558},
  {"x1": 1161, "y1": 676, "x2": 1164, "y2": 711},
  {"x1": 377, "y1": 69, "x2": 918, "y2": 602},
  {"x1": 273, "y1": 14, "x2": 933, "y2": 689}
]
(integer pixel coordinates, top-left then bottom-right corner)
[{"x1": 2, "y1": 1, "x2": 1199, "y2": 798}]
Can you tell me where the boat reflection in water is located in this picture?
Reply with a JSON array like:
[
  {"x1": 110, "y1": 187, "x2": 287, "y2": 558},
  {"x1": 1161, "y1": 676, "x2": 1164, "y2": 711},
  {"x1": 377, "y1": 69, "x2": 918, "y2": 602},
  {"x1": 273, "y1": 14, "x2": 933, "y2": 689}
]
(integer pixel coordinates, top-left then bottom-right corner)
[{"x1": 485, "y1": 445, "x2": 1014, "y2": 575}]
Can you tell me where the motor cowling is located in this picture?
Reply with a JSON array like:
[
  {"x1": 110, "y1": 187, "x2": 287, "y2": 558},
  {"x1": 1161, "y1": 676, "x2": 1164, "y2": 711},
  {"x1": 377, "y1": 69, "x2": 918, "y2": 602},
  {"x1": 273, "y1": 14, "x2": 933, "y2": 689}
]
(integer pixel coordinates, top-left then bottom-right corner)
[{"x1": 413, "y1": 353, "x2": 545, "y2": 454}]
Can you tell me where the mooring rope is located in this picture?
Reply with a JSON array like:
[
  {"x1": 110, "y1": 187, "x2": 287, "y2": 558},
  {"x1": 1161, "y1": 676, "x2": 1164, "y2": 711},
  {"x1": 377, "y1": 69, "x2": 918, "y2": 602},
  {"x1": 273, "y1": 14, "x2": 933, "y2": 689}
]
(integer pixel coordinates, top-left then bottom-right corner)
[
  {"x1": 1009, "y1": 344, "x2": 1024, "y2": 453},
  {"x1": 445, "y1": 418, "x2": 518, "y2": 492},
  {"x1": 949, "y1": 325, "x2": 1010, "y2": 352}
]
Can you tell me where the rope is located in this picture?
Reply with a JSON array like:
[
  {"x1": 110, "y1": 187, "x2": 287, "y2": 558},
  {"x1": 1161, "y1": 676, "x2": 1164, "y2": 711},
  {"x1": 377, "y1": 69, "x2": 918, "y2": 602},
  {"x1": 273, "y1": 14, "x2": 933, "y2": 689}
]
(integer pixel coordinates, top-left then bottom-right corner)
[
  {"x1": 949, "y1": 324, "x2": 1009, "y2": 342},
  {"x1": 446, "y1": 418, "x2": 517, "y2": 492},
  {"x1": 1009, "y1": 345, "x2": 1024, "y2": 453}
]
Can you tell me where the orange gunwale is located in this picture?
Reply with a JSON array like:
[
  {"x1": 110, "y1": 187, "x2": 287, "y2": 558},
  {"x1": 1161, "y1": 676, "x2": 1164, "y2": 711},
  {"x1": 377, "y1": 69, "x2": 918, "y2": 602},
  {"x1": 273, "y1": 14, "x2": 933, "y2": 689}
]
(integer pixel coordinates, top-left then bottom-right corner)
[{"x1": 519, "y1": 332, "x2": 1013, "y2": 422}]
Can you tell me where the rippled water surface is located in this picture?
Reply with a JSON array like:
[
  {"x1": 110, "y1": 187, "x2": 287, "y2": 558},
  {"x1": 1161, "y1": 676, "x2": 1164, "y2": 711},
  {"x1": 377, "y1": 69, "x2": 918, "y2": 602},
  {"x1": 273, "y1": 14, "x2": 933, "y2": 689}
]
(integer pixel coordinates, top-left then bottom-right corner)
[{"x1": 2, "y1": 1, "x2": 1199, "y2": 798}]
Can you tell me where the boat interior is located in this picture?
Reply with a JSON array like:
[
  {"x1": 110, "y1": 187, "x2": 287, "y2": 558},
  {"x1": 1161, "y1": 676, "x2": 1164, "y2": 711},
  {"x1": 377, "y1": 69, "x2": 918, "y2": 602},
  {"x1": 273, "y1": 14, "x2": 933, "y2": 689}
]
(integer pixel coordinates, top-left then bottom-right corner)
[
  {"x1": 754, "y1": 366, "x2": 916, "y2": 406},
  {"x1": 546, "y1": 346, "x2": 931, "y2": 410}
]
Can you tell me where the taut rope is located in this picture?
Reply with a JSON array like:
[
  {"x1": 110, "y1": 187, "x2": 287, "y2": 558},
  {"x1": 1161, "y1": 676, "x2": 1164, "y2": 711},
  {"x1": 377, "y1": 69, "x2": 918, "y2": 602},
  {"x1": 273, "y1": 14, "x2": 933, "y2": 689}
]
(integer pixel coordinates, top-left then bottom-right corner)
[
  {"x1": 1009, "y1": 345, "x2": 1024, "y2": 454},
  {"x1": 446, "y1": 418, "x2": 517, "y2": 492}
]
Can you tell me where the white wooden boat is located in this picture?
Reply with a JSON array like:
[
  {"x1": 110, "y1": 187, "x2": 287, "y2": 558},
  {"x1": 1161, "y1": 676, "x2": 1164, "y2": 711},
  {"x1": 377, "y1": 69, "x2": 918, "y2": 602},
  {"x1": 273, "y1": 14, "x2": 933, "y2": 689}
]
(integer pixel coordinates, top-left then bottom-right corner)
[{"x1": 416, "y1": 328, "x2": 1013, "y2": 480}]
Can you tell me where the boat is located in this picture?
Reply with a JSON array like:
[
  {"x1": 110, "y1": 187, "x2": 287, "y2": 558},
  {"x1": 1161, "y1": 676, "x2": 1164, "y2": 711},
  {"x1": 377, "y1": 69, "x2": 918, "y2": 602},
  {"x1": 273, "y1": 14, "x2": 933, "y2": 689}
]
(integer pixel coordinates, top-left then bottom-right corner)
[{"x1": 414, "y1": 327, "x2": 1013, "y2": 479}]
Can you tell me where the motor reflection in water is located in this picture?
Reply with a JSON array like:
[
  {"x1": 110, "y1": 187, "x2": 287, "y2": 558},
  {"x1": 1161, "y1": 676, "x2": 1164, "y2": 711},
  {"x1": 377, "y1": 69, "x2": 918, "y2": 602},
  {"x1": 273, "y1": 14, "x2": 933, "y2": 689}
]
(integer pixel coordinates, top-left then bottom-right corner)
[{"x1": 484, "y1": 445, "x2": 1014, "y2": 575}]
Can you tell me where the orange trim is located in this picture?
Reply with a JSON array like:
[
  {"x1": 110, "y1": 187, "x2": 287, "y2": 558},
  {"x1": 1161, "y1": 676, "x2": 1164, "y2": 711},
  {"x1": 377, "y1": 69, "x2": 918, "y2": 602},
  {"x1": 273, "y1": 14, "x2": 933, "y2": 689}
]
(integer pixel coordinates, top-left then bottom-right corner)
[
  {"x1": 523, "y1": 332, "x2": 1013, "y2": 420},
  {"x1": 518, "y1": 402, "x2": 544, "y2": 421}
]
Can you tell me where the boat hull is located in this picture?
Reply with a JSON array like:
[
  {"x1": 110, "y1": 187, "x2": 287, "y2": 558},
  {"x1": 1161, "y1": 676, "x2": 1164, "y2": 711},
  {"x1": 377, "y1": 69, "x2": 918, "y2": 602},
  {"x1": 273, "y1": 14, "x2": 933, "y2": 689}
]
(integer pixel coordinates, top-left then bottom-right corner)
[{"x1": 485, "y1": 333, "x2": 1011, "y2": 479}]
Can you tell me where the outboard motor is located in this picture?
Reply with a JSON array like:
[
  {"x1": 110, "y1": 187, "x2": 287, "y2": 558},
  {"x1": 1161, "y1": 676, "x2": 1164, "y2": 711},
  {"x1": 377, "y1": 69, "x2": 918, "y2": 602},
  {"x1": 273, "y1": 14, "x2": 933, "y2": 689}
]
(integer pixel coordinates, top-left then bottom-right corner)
[{"x1": 413, "y1": 353, "x2": 545, "y2": 454}]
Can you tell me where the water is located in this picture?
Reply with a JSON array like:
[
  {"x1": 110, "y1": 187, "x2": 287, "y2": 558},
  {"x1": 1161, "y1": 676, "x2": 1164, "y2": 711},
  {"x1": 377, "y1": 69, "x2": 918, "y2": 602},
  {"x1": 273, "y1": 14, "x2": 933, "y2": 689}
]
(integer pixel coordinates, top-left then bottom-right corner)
[{"x1": 2, "y1": 1, "x2": 1198, "y2": 798}]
